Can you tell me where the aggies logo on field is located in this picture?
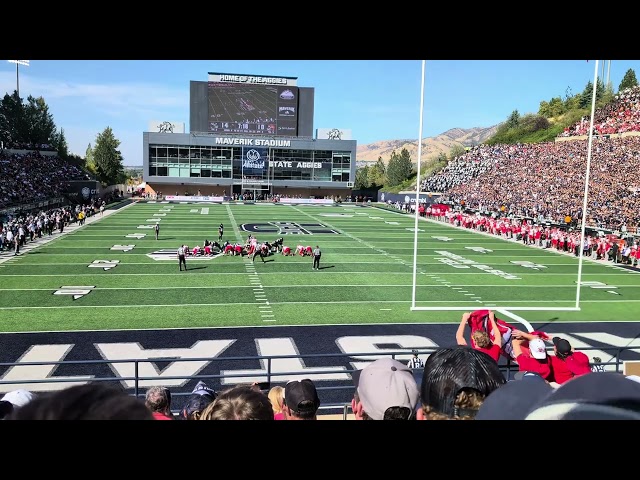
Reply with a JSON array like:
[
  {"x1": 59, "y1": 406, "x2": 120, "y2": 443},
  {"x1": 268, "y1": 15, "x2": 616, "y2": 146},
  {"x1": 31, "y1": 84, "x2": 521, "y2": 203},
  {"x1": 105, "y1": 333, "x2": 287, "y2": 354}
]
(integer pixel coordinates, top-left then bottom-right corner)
[
  {"x1": 146, "y1": 250, "x2": 224, "y2": 261},
  {"x1": 240, "y1": 221, "x2": 339, "y2": 235}
]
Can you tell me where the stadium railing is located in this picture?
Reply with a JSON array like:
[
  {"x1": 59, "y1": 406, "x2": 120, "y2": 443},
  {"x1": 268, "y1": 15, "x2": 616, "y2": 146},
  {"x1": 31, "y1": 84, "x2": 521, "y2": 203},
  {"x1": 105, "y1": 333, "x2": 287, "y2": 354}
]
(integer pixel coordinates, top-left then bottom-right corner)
[{"x1": 0, "y1": 346, "x2": 634, "y2": 420}]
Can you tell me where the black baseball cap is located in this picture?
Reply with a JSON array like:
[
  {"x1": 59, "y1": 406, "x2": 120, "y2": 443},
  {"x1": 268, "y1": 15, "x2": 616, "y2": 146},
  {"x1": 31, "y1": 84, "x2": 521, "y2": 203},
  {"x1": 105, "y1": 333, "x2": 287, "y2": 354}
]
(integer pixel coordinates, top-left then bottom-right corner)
[
  {"x1": 552, "y1": 337, "x2": 572, "y2": 355},
  {"x1": 421, "y1": 346, "x2": 506, "y2": 418},
  {"x1": 284, "y1": 379, "x2": 320, "y2": 414}
]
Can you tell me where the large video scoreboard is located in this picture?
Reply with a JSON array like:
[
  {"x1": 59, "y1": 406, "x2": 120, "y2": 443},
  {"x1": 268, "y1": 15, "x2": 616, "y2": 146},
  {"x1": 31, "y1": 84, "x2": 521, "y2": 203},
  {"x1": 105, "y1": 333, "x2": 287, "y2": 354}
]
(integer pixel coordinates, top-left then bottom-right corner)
[{"x1": 207, "y1": 72, "x2": 299, "y2": 137}]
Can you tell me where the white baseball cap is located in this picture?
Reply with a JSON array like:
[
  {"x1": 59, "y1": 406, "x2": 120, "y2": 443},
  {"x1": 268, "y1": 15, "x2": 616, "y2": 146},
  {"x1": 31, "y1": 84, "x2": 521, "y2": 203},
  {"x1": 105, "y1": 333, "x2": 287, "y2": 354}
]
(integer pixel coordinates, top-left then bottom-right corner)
[
  {"x1": 1, "y1": 389, "x2": 34, "y2": 408},
  {"x1": 529, "y1": 338, "x2": 547, "y2": 360}
]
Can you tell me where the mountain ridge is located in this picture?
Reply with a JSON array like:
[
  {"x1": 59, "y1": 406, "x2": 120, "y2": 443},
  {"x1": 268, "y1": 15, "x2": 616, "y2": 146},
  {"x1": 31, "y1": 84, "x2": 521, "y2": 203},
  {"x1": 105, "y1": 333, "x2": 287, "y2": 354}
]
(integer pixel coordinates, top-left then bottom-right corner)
[{"x1": 356, "y1": 125, "x2": 499, "y2": 164}]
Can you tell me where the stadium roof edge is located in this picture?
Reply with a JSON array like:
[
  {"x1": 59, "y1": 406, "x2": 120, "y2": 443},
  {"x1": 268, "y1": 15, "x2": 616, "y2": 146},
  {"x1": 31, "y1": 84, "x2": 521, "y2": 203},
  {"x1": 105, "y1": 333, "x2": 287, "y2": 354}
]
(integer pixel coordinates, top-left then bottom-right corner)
[{"x1": 207, "y1": 71, "x2": 298, "y2": 80}]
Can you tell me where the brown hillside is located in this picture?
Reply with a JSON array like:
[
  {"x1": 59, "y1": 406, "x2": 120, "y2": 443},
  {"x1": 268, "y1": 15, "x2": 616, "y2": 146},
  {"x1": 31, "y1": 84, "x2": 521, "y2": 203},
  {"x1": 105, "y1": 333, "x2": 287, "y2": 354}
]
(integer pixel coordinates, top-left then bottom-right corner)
[{"x1": 356, "y1": 126, "x2": 498, "y2": 164}]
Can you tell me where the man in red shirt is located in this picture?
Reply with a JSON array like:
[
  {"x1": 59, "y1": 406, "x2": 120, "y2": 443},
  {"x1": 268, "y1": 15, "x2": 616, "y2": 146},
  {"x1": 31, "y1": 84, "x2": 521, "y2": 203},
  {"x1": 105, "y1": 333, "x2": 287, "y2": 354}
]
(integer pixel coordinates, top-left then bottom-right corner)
[
  {"x1": 512, "y1": 336, "x2": 552, "y2": 381},
  {"x1": 548, "y1": 337, "x2": 591, "y2": 385}
]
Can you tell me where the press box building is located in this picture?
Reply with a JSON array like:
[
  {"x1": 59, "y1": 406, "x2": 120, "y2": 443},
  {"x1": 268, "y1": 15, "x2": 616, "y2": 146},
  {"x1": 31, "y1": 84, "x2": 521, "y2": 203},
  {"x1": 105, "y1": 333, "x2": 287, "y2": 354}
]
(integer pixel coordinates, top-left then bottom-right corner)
[{"x1": 143, "y1": 72, "x2": 356, "y2": 199}]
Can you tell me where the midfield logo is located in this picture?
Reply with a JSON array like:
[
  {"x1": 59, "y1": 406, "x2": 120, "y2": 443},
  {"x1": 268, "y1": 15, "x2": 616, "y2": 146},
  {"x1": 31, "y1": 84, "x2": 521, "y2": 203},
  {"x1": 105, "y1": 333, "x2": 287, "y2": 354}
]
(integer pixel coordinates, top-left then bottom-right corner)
[
  {"x1": 146, "y1": 249, "x2": 223, "y2": 261},
  {"x1": 240, "y1": 222, "x2": 340, "y2": 235}
]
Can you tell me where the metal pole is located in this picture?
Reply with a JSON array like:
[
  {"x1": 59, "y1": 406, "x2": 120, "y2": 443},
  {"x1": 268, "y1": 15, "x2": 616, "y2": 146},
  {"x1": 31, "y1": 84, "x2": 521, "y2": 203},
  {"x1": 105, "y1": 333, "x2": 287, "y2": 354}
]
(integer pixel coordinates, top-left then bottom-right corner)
[
  {"x1": 16, "y1": 62, "x2": 19, "y2": 97},
  {"x1": 606, "y1": 60, "x2": 611, "y2": 88},
  {"x1": 575, "y1": 60, "x2": 599, "y2": 310},
  {"x1": 411, "y1": 60, "x2": 427, "y2": 310}
]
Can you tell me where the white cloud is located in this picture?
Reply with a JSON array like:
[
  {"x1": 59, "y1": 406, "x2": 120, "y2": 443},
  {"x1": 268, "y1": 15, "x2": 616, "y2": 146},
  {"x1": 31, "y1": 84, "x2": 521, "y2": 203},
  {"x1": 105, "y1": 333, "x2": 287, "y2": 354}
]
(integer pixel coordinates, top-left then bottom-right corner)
[
  {"x1": 0, "y1": 71, "x2": 188, "y2": 117},
  {"x1": 0, "y1": 71, "x2": 187, "y2": 167}
]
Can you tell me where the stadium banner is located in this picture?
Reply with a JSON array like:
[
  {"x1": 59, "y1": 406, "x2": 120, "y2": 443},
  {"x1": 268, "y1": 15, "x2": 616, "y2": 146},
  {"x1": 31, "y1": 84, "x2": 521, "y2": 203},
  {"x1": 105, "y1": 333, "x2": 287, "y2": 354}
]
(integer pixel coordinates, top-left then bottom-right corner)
[
  {"x1": 377, "y1": 192, "x2": 440, "y2": 204},
  {"x1": 164, "y1": 195, "x2": 225, "y2": 202},
  {"x1": 316, "y1": 128, "x2": 353, "y2": 140},
  {"x1": 208, "y1": 72, "x2": 297, "y2": 86},
  {"x1": 278, "y1": 198, "x2": 334, "y2": 205},
  {"x1": 65, "y1": 180, "x2": 102, "y2": 201}
]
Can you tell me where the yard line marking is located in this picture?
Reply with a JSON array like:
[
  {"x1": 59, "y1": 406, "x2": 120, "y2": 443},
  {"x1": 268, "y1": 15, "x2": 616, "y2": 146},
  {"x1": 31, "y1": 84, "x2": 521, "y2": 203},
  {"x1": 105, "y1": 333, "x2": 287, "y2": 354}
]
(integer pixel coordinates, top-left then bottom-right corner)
[
  {"x1": 226, "y1": 203, "x2": 275, "y2": 321},
  {"x1": 7, "y1": 283, "x2": 628, "y2": 291},
  {"x1": 1, "y1": 298, "x2": 639, "y2": 311}
]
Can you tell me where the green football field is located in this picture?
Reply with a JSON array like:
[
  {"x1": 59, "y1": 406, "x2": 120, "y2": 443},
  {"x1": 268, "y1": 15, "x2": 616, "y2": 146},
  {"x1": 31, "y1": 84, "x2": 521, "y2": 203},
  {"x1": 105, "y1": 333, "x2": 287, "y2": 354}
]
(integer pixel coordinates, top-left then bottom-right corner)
[{"x1": 0, "y1": 200, "x2": 638, "y2": 333}]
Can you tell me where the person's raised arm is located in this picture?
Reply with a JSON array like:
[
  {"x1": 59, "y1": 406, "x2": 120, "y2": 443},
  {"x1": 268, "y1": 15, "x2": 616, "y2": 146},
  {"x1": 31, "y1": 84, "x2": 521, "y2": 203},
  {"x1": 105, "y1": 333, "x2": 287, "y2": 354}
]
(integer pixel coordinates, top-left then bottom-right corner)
[
  {"x1": 456, "y1": 313, "x2": 470, "y2": 346},
  {"x1": 488, "y1": 311, "x2": 502, "y2": 347}
]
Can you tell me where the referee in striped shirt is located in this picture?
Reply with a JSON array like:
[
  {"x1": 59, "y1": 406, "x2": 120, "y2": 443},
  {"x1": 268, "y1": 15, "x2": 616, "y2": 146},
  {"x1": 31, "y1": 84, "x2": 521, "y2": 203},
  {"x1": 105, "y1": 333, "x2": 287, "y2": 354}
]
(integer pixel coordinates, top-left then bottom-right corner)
[{"x1": 178, "y1": 245, "x2": 187, "y2": 271}]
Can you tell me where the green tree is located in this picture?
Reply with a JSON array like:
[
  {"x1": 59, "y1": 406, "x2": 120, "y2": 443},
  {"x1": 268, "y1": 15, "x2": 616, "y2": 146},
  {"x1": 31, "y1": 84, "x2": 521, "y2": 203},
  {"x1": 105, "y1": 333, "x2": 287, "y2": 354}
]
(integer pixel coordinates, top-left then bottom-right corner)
[
  {"x1": 519, "y1": 113, "x2": 550, "y2": 133},
  {"x1": 386, "y1": 148, "x2": 413, "y2": 187},
  {"x1": 25, "y1": 95, "x2": 56, "y2": 145},
  {"x1": 538, "y1": 100, "x2": 550, "y2": 117},
  {"x1": 51, "y1": 128, "x2": 69, "y2": 159},
  {"x1": 618, "y1": 68, "x2": 638, "y2": 92},
  {"x1": 85, "y1": 143, "x2": 97, "y2": 175},
  {"x1": 0, "y1": 91, "x2": 25, "y2": 144},
  {"x1": 368, "y1": 156, "x2": 386, "y2": 187},
  {"x1": 506, "y1": 110, "x2": 520, "y2": 129},
  {"x1": 93, "y1": 127, "x2": 125, "y2": 185},
  {"x1": 354, "y1": 165, "x2": 370, "y2": 189}
]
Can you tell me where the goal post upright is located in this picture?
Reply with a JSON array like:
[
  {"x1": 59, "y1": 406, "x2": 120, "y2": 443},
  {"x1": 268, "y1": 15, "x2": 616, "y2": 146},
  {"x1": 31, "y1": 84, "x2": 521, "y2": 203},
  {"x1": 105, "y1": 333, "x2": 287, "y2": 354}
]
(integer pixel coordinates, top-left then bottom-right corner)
[
  {"x1": 575, "y1": 59, "x2": 599, "y2": 311},
  {"x1": 410, "y1": 60, "x2": 594, "y2": 316},
  {"x1": 411, "y1": 60, "x2": 427, "y2": 310}
]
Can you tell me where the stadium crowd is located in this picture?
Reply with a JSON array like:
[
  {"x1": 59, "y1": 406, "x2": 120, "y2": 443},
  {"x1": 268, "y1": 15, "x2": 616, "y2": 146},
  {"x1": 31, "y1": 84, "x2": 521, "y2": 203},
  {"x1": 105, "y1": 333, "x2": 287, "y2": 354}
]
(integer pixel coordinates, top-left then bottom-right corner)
[
  {"x1": 0, "y1": 150, "x2": 90, "y2": 209},
  {"x1": 424, "y1": 207, "x2": 640, "y2": 266},
  {"x1": 559, "y1": 85, "x2": 640, "y2": 137},
  {"x1": 3, "y1": 310, "x2": 639, "y2": 420},
  {"x1": 421, "y1": 137, "x2": 640, "y2": 231}
]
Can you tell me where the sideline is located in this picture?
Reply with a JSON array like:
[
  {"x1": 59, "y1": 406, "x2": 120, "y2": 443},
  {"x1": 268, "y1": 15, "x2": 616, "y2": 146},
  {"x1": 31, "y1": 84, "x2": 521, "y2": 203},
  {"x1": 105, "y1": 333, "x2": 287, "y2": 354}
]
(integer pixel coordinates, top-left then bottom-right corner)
[{"x1": 0, "y1": 200, "x2": 137, "y2": 265}]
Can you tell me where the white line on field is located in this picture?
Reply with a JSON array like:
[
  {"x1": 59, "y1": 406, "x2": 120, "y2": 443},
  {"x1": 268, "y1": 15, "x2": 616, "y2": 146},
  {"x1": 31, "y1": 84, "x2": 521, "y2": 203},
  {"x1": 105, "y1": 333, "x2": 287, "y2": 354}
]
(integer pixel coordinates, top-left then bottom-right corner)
[{"x1": 497, "y1": 309, "x2": 534, "y2": 333}]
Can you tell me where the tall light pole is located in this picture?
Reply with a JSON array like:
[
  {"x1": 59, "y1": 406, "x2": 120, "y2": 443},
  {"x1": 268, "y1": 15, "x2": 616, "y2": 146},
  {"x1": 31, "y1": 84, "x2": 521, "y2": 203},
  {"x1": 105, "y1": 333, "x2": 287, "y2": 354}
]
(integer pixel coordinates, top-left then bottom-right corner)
[{"x1": 7, "y1": 60, "x2": 30, "y2": 98}]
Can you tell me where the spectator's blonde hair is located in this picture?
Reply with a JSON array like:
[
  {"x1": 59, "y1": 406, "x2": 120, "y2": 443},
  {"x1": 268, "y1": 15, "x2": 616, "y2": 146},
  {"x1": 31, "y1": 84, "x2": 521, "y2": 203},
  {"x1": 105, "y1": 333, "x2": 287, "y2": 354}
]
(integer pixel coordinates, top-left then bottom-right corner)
[
  {"x1": 268, "y1": 386, "x2": 285, "y2": 415},
  {"x1": 421, "y1": 389, "x2": 485, "y2": 420},
  {"x1": 471, "y1": 330, "x2": 492, "y2": 349}
]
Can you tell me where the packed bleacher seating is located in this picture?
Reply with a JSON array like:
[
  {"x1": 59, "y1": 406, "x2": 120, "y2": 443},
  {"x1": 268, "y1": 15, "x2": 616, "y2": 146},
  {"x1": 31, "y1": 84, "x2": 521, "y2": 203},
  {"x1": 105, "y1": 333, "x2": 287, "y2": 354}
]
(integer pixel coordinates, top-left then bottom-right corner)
[
  {"x1": 559, "y1": 85, "x2": 640, "y2": 137},
  {"x1": 421, "y1": 137, "x2": 640, "y2": 231},
  {"x1": 0, "y1": 150, "x2": 91, "y2": 209}
]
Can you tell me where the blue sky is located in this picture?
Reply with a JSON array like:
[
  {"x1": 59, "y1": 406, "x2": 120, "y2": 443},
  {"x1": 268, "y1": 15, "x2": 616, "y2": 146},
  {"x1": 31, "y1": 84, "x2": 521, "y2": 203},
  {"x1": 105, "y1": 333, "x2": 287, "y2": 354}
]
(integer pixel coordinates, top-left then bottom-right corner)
[{"x1": 1, "y1": 60, "x2": 638, "y2": 166}]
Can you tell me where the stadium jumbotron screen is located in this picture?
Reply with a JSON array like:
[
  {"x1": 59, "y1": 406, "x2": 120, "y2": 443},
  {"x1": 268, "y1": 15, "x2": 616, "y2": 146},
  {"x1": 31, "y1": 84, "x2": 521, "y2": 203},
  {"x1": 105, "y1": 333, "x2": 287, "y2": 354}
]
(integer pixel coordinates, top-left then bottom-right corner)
[{"x1": 207, "y1": 82, "x2": 299, "y2": 136}]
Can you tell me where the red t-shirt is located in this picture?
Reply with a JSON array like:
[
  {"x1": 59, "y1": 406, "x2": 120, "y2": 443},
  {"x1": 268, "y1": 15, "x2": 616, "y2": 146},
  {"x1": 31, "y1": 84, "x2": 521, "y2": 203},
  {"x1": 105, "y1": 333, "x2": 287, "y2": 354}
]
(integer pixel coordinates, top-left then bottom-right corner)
[
  {"x1": 475, "y1": 344, "x2": 501, "y2": 362},
  {"x1": 516, "y1": 354, "x2": 552, "y2": 380},
  {"x1": 549, "y1": 352, "x2": 591, "y2": 384}
]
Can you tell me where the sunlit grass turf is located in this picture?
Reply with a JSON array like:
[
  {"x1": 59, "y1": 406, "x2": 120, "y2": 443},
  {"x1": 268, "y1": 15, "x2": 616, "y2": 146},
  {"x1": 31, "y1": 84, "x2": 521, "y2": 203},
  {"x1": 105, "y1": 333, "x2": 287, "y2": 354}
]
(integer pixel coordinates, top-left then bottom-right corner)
[{"x1": 0, "y1": 201, "x2": 638, "y2": 332}]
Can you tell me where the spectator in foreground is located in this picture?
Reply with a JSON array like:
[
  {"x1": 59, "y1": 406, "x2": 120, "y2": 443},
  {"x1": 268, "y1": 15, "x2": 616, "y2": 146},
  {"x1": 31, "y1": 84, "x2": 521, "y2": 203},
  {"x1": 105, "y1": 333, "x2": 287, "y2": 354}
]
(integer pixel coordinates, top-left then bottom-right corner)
[
  {"x1": 7, "y1": 383, "x2": 153, "y2": 420},
  {"x1": 0, "y1": 389, "x2": 35, "y2": 419},
  {"x1": 180, "y1": 381, "x2": 217, "y2": 420},
  {"x1": 475, "y1": 373, "x2": 553, "y2": 420},
  {"x1": 548, "y1": 337, "x2": 591, "y2": 385},
  {"x1": 418, "y1": 346, "x2": 506, "y2": 420},
  {"x1": 283, "y1": 379, "x2": 321, "y2": 420},
  {"x1": 351, "y1": 358, "x2": 420, "y2": 420},
  {"x1": 478, "y1": 372, "x2": 640, "y2": 420},
  {"x1": 199, "y1": 385, "x2": 274, "y2": 420},
  {"x1": 268, "y1": 386, "x2": 286, "y2": 420},
  {"x1": 145, "y1": 386, "x2": 174, "y2": 420}
]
